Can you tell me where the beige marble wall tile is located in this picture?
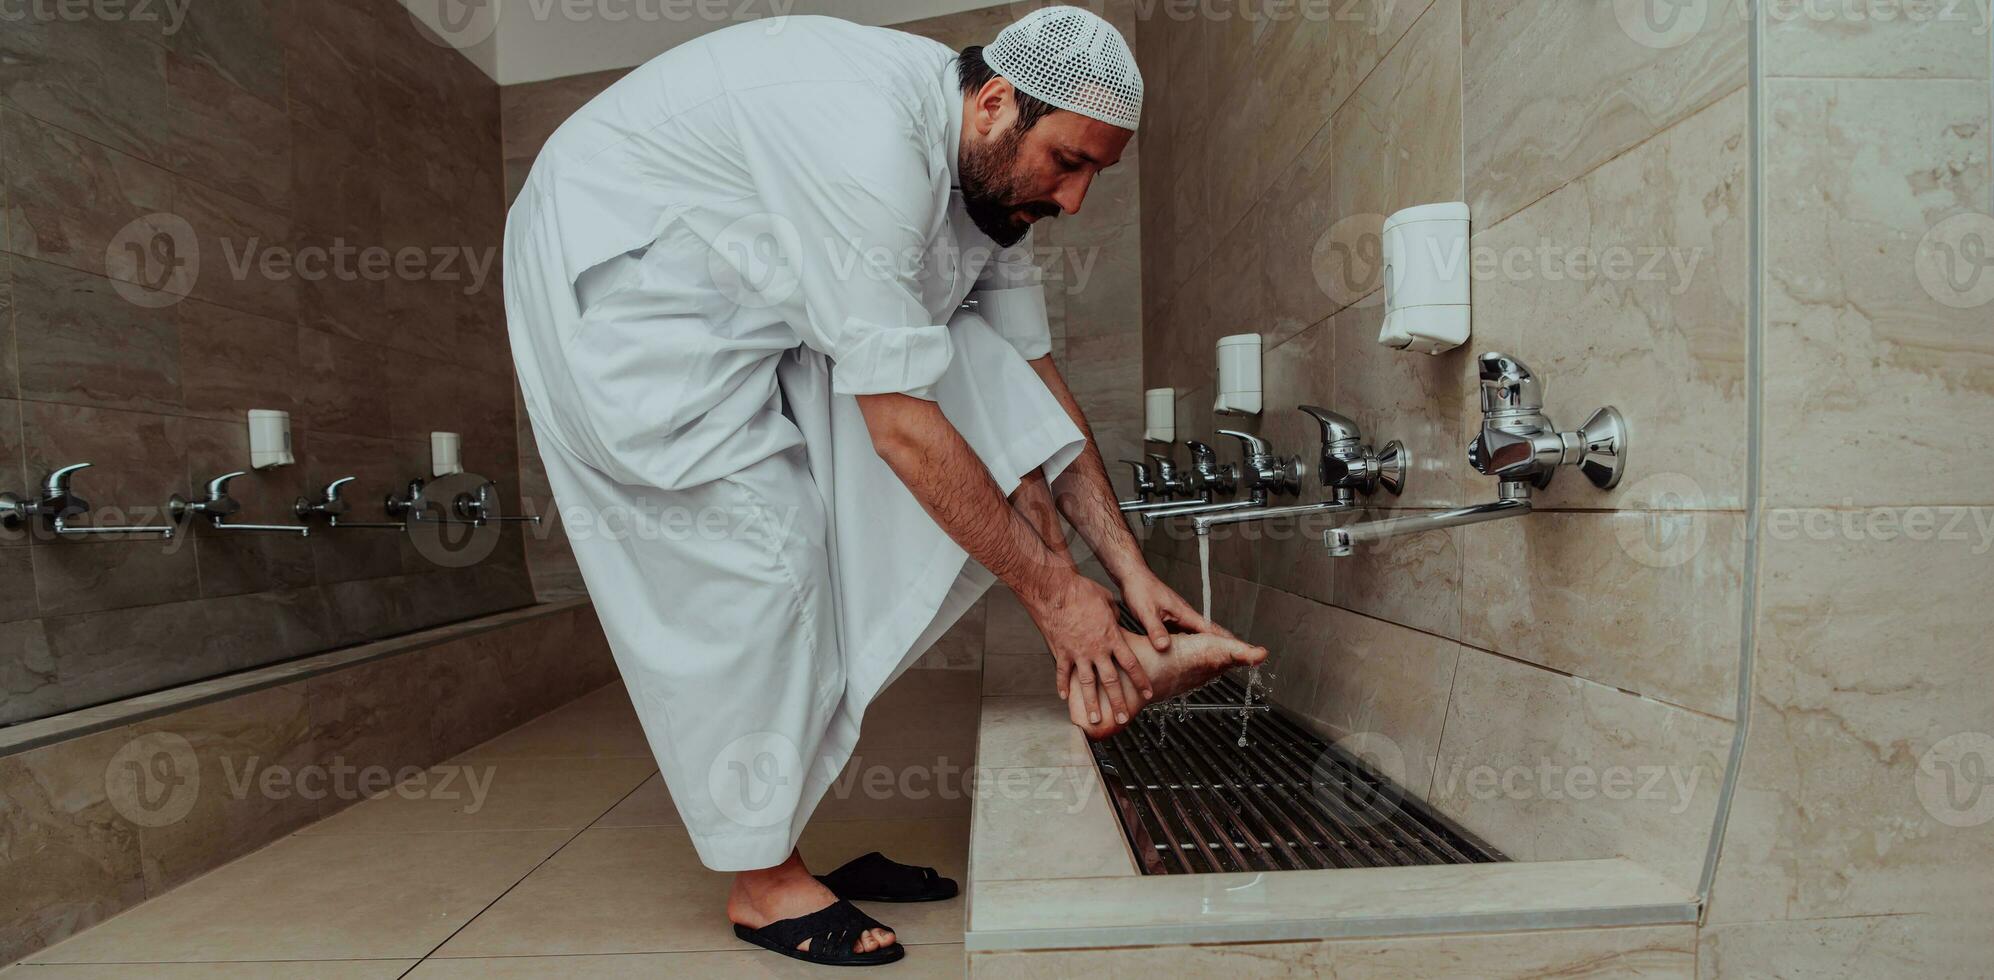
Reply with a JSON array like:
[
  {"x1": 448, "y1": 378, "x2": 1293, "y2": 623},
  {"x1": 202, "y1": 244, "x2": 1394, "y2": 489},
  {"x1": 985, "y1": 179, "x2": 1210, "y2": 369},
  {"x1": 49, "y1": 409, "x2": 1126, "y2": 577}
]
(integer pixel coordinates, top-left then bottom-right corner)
[
  {"x1": 1331, "y1": 303, "x2": 1475, "y2": 509},
  {"x1": 971, "y1": 924, "x2": 1696, "y2": 978},
  {"x1": 1250, "y1": 587, "x2": 1460, "y2": 801},
  {"x1": 1463, "y1": 0, "x2": 1747, "y2": 226},
  {"x1": 1761, "y1": 78, "x2": 1994, "y2": 506},
  {"x1": 1431, "y1": 649, "x2": 1733, "y2": 890},
  {"x1": 1327, "y1": 0, "x2": 1464, "y2": 294},
  {"x1": 1332, "y1": 516, "x2": 1464, "y2": 639},
  {"x1": 0, "y1": 726, "x2": 145, "y2": 967},
  {"x1": 1471, "y1": 88, "x2": 1752, "y2": 511},
  {"x1": 1747, "y1": 510, "x2": 1994, "y2": 918},
  {"x1": 1700, "y1": 696, "x2": 1804, "y2": 926},
  {"x1": 126, "y1": 684, "x2": 321, "y2": 894},
  {"x1": 1461, "y1": 511, "x2": 1746, "y2": 718},
  {"x1": 1699, "y1": 912, "x2": 1982, "y2": 979},
  {"x1": 1766, "y1": 3, "x2": 1994, "y2": 79}
]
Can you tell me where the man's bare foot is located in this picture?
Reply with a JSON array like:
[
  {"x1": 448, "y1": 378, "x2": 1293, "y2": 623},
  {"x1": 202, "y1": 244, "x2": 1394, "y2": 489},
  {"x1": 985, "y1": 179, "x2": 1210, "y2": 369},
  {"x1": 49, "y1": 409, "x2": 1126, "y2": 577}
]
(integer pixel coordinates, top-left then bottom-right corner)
[
  {"x1": 727, "y1": 849, "x2": 894, "y2": 954},
  {"x1": 1067, "y1": 630, "x2": 1268, "y2": 740}
]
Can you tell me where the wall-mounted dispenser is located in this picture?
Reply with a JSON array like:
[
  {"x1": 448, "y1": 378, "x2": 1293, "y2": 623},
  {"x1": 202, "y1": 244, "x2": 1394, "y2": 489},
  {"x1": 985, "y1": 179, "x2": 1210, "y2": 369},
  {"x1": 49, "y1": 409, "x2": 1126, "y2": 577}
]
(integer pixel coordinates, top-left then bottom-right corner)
[
  {"x1": 1379, "y1": 201, "x2": 1471, "y2": 354},
  {"x1": 1213, "y1": 334, "x2": 1262, "y2": 415},
  {"x1": 431, "y1": 432, "x2": 464, "y2": 477},
  {"x1": 247, "y1": 410, "x2": 294, "y2": 469},
  {"x1": 1144, "y1": 387, "x2": 1176, "y2": 443}
]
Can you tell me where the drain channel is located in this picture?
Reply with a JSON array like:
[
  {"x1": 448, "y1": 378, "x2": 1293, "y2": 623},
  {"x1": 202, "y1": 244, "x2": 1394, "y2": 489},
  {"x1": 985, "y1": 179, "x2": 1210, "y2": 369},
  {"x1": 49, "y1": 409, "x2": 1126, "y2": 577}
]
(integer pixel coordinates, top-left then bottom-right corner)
[{"x1": 1090, "y1": 676, "x2": 1506, "y2": 875}]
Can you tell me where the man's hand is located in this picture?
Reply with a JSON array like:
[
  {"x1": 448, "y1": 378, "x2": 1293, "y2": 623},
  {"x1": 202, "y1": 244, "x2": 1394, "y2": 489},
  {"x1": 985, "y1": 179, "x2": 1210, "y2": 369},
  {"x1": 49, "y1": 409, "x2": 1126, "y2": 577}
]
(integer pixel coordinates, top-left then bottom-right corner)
[
  {"x1": 1118, "y1": 569, "x2": 1235, "y2": 651},
  {"x1": 1023, "y1": 572, "x2": 1152, "y2": 725}
]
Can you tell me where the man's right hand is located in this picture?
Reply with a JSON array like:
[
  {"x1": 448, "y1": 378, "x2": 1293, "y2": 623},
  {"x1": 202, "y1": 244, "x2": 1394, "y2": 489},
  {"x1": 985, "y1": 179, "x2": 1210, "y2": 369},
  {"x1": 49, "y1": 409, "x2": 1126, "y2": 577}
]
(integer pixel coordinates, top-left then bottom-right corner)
[{"x1": 1022, "y1": 571, "x2": 1150, "y2": 727}]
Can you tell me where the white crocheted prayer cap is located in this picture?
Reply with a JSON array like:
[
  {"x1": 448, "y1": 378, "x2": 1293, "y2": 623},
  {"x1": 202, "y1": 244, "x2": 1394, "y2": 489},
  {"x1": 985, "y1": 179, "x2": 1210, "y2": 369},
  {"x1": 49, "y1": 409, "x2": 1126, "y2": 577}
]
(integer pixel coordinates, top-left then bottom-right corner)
[{"x1": 984, "y1": 6, "x2": 1144, "y2": 131}]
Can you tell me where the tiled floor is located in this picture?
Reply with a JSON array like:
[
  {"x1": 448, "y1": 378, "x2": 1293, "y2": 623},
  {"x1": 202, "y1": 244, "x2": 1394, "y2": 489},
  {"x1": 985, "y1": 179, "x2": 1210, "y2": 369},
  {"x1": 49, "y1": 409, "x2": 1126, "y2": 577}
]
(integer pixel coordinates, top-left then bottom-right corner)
[{"x1": 4, "y1": 671, "x2": 981, "y2": 978}]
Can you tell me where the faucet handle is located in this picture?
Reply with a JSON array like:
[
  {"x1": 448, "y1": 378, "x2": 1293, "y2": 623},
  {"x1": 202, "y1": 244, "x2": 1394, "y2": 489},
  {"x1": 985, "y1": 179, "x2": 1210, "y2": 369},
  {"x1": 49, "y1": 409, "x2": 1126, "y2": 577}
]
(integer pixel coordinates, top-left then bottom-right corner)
[
  {"x1": 1478, "y1": 352, "x2": 1544, "y2": 415},
  {"x1": 1297, "y1": 406, "x2": 1362, "y2": 448},
  {"x1": 296, "y1": 476, "x2": 357, "y2": 520},
  {"x1": 1216, "y1": 429, "x2": 1268, "y2": 459},
  {"x1": 203, "y1": 471, "x2": 248, "y2": 501},
  {"x1": 1118, "y1": 459, "x2": 1156, "y2": 497}
]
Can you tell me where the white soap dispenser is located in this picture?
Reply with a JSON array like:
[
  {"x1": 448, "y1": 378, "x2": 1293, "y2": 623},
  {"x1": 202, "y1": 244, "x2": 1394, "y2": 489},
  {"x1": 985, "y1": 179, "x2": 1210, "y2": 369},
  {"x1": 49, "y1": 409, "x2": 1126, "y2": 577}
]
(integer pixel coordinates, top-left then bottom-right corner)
[
  {"x1": 1379, "y1": 201, "x2": 1471, "y2": 354},
  {"x1": 1213, "y1": 334, "x2": 1263, "y2": 415},
  {"x1": 1144, "y1": 388, "x2": 1177, "y2": 443}
]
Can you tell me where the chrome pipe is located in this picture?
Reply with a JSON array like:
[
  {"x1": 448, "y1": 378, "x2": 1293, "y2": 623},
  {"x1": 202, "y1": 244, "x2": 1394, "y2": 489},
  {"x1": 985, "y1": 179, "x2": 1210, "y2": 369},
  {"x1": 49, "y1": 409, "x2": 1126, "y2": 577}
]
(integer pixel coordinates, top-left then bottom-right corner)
[
  {"x1": 1120, "y1": 492, "x2": 1211, "y2": 515},
  {"x1": 1323, "y1": 493, "x2": 1533, "y2": 558},
  {"x1": 1138, "y1": 497, "x2": 1264, "y2": 527},
  {"x1": 1189, "y1": 498, "x2": 1357, "y2": 537}
]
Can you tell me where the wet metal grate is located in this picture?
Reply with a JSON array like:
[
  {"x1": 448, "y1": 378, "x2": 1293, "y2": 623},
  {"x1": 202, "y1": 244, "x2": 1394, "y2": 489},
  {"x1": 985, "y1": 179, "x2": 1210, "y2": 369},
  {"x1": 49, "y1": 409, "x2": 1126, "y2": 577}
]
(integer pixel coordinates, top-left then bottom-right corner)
[{"x1": 1090, "y1": 676, "x2": 1506, "y2": 875}]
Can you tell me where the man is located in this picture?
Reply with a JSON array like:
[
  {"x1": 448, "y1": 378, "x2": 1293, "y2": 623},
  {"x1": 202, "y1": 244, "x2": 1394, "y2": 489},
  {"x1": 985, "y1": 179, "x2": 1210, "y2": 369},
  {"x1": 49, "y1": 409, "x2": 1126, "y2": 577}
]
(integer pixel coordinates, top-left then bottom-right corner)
[{"x1": 504, "y1": 7, "x2": 1265, "y2": 967}]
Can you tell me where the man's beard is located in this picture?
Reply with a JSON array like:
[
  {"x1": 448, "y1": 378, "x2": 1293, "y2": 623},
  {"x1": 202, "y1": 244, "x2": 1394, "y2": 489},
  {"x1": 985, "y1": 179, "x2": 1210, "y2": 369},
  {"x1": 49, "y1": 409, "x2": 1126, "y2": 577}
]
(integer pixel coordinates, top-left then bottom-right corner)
[{"x1": 960, "y1": 128, "x2": 1055, "y2": 247}]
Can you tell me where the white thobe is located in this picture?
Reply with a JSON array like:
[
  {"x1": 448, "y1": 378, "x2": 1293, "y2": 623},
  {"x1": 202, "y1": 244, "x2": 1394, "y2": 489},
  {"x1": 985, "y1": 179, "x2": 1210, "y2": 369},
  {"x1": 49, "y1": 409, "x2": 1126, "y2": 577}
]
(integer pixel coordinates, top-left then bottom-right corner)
[{"x1": 502, "y1": 16, "x2": 1085, "y2": 870}]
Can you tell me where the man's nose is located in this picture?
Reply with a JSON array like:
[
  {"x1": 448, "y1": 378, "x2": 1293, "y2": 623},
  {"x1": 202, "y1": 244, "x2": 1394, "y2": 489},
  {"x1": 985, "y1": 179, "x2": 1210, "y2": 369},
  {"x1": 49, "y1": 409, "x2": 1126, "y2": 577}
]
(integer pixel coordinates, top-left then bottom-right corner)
[{"x1": 1053, "y1": 173, "x2": 1095, "y2": 216}]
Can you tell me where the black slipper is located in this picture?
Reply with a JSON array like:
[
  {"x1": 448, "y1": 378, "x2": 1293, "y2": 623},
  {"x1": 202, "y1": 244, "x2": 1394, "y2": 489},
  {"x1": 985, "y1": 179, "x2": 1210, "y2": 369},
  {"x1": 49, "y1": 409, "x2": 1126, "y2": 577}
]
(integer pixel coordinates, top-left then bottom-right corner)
[
  {"x1": 815, "y1": 851, "x2": 959, "y2": 903},
  {"x1": 733, "y1": 898, "x2": 905, "y2": 967}
]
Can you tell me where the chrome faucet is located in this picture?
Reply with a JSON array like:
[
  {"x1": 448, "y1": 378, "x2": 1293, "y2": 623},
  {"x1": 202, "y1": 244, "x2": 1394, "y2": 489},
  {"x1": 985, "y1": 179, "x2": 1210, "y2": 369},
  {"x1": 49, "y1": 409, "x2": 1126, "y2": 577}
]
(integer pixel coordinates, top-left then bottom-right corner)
[
  {"x1": 1140, "y1": 432, "x2": 1296, "y2": 526},
  {"x1": 296, "y1": 477, "x2": 405, "y2": 530},
  {"x1": 1116, "y1": 458, "x2": 1159, "y2": 509},
  {"x1": 1189, "y1": 408, "x2": 1406, "y2": 537},
  {"x1": 0, "y1": 463, "x2": 177, "y2": 538},
  {"x1": 1120, "y1": 443, "x2": 1216, "y2": 515},
  {"x1": 452, "y1": 480, "x2": 544, "y2": 527},
  {"x1": 1324, "y1": 352, "x2": 1626, "y2": 557},
  {"x1": 169, "y1": 471, "x2": 311, "y2": 536}
]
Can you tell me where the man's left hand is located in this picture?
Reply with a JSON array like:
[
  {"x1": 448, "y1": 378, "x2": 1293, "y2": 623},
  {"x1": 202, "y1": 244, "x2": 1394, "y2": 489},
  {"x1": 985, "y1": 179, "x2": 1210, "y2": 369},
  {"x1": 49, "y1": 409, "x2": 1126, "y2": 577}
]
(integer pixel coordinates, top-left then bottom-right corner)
[{"x1": 1118, "y1": 570, "x2": 1237, "y2": 652}]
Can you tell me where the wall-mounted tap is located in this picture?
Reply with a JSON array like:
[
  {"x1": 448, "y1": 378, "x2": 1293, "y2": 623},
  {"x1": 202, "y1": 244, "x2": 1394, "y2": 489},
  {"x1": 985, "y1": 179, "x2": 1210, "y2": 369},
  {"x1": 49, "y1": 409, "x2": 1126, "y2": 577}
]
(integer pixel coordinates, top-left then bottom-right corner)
[
  {"x1": 1466, "y1": 353, "x2": 1626, "y2": 491},
  {"x1": 1116, "y1": 459, "x2": 1159, "y2": 509},
  {"x1": 1120, "y1": 445, "x2": 1213, "y2": 515},
  {"x1": 1324, "y1": 352, "x2": 1627, "y2": 557},
  {"x1": 0, "y1": 463, "x2": 177, "y2": 538},
  {"x1": 1140, "y1": 432, "x2": 1298, "y2": 526},
  {"x1": 1189, "y1": 409, "x2": 1405, "y2": 538},
  {"x1": 296, "y1": 477, "x2": 405, "y2": 530},
  {"x1": 384, "y1": 478, "x2": 484, "y2": 526},
  {"x1": 169, "y1": 471, "x2": 310, "y2": 536},
  {"x1": 1300, "y1": 405, "x2": 1407, "y2": 503},
  {"x1": 1184, "y1": 439, "x2": 1238, "y2": 498},
  {"x1": 451, "y1": 480, "x2": 544, "y2": 527}
]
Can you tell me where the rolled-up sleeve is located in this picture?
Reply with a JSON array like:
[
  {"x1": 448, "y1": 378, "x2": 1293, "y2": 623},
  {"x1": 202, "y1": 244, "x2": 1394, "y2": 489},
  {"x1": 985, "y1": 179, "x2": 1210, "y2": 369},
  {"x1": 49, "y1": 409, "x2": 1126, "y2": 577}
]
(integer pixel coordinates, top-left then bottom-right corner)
[
  {"x1": 731, "y1": 83, "x2": 954, "y2": 399},
  {"x1": 967, "y1": 233, "x2": 1052, "y2": 360}
]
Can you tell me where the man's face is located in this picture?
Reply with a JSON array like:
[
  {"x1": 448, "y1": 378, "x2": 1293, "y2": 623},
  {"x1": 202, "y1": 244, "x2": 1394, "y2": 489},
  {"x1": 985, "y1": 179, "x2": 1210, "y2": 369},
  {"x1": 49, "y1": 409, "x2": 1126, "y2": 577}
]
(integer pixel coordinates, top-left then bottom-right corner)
[{"x1": 960, "y1": 85, "x2": 1133, "y2": 247}]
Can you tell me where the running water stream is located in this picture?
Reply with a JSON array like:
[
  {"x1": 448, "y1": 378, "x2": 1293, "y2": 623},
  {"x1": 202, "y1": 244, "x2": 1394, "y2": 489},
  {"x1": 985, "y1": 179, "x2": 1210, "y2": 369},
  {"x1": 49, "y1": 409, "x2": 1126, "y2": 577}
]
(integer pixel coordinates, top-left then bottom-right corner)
[{"x1": 1197, "y1": 535, "x2": 1267, "y2": 747}]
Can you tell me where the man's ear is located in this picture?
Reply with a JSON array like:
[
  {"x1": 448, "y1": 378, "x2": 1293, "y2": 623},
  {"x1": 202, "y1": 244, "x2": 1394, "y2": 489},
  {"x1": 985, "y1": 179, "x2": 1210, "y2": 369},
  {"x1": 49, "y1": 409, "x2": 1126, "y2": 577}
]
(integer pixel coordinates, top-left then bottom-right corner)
[{"x1": 972, "y1": 77, "x2": 1017, "y2": 137}]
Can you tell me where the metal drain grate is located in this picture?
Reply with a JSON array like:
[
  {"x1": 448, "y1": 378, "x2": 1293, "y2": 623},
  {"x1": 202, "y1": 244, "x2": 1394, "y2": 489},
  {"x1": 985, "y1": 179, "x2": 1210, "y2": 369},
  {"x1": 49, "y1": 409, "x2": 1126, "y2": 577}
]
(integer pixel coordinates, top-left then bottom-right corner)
[{"x1": 1090, "y1": 676, "x2": 1506, "y2": 875}]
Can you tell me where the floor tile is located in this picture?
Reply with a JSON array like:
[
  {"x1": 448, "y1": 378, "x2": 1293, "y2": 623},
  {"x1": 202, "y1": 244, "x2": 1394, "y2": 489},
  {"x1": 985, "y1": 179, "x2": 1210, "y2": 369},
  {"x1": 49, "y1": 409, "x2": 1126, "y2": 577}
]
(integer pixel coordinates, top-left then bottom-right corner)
[
  {"x1": 454, "y1": 685, "x2": 654, "y2": 760},
  {"x1": 429, "y1": 825, "x2": 733, "y2": 957},
  {"x1": 976, "y1": 696, "x2": 1091, "y2": 769},
  {"x1": 1, "y1": 962, "x2": 415, "y2": 978},
  {"x1": 593, "y1": 773, "x2": 683, "y2": 829},
  {"x1": 301, "y1": 757, "x2": 658, "y2": 834},
  {"x1": 28, "y1": 831, "x2": 572, "y2": 963},
  {"x1": 408, "y1": 945, "x2": 965, "y2": 977}
]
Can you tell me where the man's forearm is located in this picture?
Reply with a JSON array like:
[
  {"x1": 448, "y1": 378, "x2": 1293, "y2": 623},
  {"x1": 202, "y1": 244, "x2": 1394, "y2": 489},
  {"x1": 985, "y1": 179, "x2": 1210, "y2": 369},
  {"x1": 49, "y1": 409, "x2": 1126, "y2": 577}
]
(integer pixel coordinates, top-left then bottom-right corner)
[
  {"x1": 1026, "y1": 356, "x2": 1150, "y2": 582},
  {"x1": 856, "y1": 392, "x2": 1077, "y2": 601}
]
